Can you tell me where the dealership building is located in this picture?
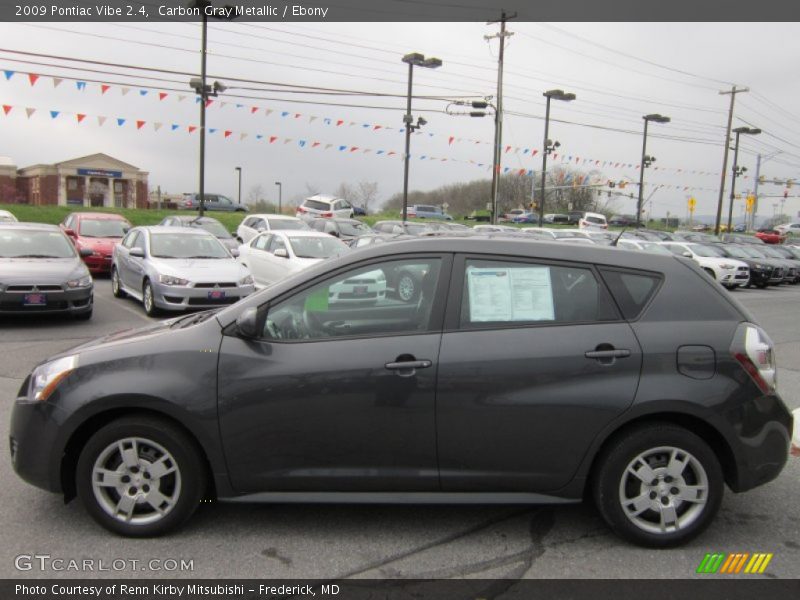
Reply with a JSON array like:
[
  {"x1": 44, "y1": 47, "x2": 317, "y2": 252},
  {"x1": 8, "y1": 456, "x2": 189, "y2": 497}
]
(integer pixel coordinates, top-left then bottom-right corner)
[{"x1": 0, "y1": 153, "x2": 149, "y2": 208}]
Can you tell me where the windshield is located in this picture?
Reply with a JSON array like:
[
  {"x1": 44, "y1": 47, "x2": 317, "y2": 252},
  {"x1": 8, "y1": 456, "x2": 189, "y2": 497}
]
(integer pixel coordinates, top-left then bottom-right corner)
[
  {"x1": 267, "y1": 218, "x2": 310, "y2": 231},
  {"x1": 288, "y1": 236, "x2": 349, "y2": 259},
  {"x1": 0, "y1": 229, "x2": 76, "y2": 258},
  {"x1": 339, "y1": 221, "x2": 372, "y2": 236},
  {"x1": 691, "y1": 244, "x2": 723, "y2": 257},
  {"x1": 150, "y1": 233, "x2": 230, "y2": 259},
  {"x1": 740, "y1": 246, "x2": 767, "y2": 258},
  {"x1": 78, "y1": 219, "x2": 129, "y2": 238},
  {"x1": 721, "y1": 245, "x2": 750, "y2": 258},
  {"x1": 191, "y1": 220, "x2": 232, "y2": 239},
  {"x1": 696, "y1": 244, "x2": 726, "y2": 257},
  {"x1": 760, "y1": 247, "x2": 785, "y2": 258},
  {"x1": 303, "y1": 199, "x2": 332, "y2": 211},
  {"x1": 640, "y1": 243, "x2": 673, "y2": 255},
  {"x1": 552, "y1": 231, "x2": 582, "y2": 238},
  {"x1": 405, "y1": 223, "x2": 433, "y2": 235}
]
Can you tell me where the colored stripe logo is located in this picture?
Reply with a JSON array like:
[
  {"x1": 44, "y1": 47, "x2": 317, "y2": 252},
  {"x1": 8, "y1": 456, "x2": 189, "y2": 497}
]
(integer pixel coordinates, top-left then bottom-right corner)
[{"x1": 696, "y1": 553, "x2": 773, "y2": 574}]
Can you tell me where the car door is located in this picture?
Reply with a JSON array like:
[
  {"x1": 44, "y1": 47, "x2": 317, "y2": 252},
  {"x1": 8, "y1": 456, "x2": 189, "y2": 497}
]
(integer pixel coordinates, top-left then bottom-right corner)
[
  {"x1": 116, "y1": 230, "x2": 141, "y2": 289},
  {"x1": 217, "y1": 254, "x2": 451, "y2": 493},
  {"x1": 124, "y1": 231, "x2": 148, "y2": 293},
  {"x1": 244, "y1": 234, "x2": 274, "y2": 286},
  {"x1": 435, "y1": 255, "x2": 643, "y2": 492}
]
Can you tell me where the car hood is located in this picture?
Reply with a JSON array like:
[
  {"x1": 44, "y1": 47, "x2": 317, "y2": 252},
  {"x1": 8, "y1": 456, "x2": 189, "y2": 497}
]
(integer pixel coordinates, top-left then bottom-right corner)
[
  {"x1": 0, "y1": 257, "x2": 87, "y2": 283},
  {"x1": 76, "y1": 237, "x2": 123, "y2": 253},
  {"x1": 149, "y1": 257, "x2": 249, "y2": 282}
]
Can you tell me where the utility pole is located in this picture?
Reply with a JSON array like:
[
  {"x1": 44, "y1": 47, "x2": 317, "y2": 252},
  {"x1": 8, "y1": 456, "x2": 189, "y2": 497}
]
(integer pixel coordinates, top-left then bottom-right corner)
[
  {"x1": 714, "y1": 85, "x2": 748, "y2": 235},
  {"x1": 485, "y1": 11, "x2": 515, "y2": 224}
]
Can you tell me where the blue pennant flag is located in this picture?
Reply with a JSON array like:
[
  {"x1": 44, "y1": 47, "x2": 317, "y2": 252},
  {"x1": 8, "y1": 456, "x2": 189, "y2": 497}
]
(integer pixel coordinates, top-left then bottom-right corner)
[
  {"x1": 117, "y1": 118, "x2": 125, "y2": 126},
  {"x1": 209, "y1": 128, "x2": 217, "y2": 134},
  {"x1": 323, "y1": 118, "x2": 331, "y2": 125},
  {"x1": 50, "y1": 111, "x2": 60, "y2": 119},
  {"x1": 171, "y1": 124, "x2": 179, "y2": 131},
  {"x1": 3, "y1": 70, "x2": 14, "y2": 80},
  {"x1": 338, "y1": 145, "x2": 346, "y2": 151},
  {"x1": 376, "y1": 150, "x2": 385, "y2": 155},
  {"x1": 256, "y1": 135, "x2": 263, "y2": 140},
  {"x1": 280, "y1": 111, "x2": 289, "y2": 117},
  {"x1": 298, "y1": 140, "x2": 306, "y2": 147},
  {"x1": 76, "y1": 81, "x2": 86, "y2": 91},
  {"x1": 139, "y1": 90, "x2": 148, "y2": 96}
]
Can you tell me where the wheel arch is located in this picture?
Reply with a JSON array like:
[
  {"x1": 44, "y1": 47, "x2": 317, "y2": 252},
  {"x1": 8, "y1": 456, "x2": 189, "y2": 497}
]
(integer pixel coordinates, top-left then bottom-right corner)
[
  {"x1": 60, "y1": 407, "x2": 218, "y2": 504},
  {"x1": 583, "y1": 412, "x2": 738, "y2": 498}
]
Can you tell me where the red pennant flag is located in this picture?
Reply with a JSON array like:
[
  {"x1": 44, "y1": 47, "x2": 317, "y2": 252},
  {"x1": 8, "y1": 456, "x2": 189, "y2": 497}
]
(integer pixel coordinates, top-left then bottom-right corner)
[
  {"x1": 294, "y1": 113, "x2": 301, "y2": 119},
  {"x1": 76, "y1": 114, "x2": 86, "y2": 123},
  {"x1": 2, "y1": 105, "x2": 12, "y2": 115},
  {"x1": 350, "y1": 147, "x2": 359, "y2": 152},
  {"x1": 448, "y1": 136, "x2": 455, "y2": 145},
  {"x1": 336, "y1": 120, "x2": 344, "y2": 126},
  {"x1": 269, "y1": 136, "x2": 277, "y2": 143},
  {"x1": 504, "y1": 145, "x2": 511, "y2": 153},
  {"x1": 159, "y1": 92, "x2": 168, "y2": 101},
  {"x1": 101, "y1": 84, "x2": 110, "y2": 94},
  {"x1": 188, "y1": 125, "x2": 197, "y2": 133},
  {"x1": 518, "y1": 169, "x2": 526, "y2": 175},
  {"x1": 312, "y1": 142, "x2": 320, "y2": 148},
  {"x1": 388, "y1": 151, "x2": 396, "y2": 156},
  {"x1": 205, "y1": 99, "x2": 213, "y2": 108},
  {"x1": 28, "y1": 73, "x2": 39, "y2": 86},
  {"x1": 251, "y1": 107, "x2": 258, "y2": 114},
  {"x1": 224, "y1": 130, "x2": 232, "y2": 138},
  {"x1": 136, "y1": 120, "x2": 146, "y2": 129},
  {"x1": 373, "y1": 125, "x2": 382, "y2": 130},
  {"x1": 531, "y1": 149, "x2": 539, "y2": 156}
]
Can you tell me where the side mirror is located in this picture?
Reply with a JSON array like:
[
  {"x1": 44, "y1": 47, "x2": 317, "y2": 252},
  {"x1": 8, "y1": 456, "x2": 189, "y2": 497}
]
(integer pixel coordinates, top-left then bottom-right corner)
[
  {"x1": 682, "y1": 251, "x2": 692, "y2": 258},
  {"x1": 230, "y1": 248, "x2": 240, "y2": 258},
  {"x1": 79, "y1": 247, "x2": 94, "y2": 257},
  {"x1": 236, "y1": 307, "x2": 259, "y2": 339},
  {"x1": 64, "y1": 228, "x2": 77, "y2": 237},
  {"x1": 257, "y1": 226, "x2": 266, "y2": 232},
  {"x1": 329, "y1": 231, "x2": 339, "y2": 237},
  {"x1": 130, "y1": 247, "x2": 145, "y2": 258},
  {"x1": 274, "y1": 248, "x2": 289, "y2": 258}
]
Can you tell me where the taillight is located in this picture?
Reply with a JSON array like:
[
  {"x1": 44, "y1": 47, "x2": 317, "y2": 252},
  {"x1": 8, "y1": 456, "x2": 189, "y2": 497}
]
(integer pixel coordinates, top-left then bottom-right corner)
[
  {"x1": 297, "y1": 206, "x2": 307, "y2": 213},
  {"x1": 732, "y1": 323, "x2": 777, "y2": 394}
]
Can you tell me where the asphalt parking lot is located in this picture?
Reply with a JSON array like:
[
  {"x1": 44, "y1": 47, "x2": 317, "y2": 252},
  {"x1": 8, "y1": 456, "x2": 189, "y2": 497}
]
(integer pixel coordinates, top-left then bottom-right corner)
[{"x1": 0, "y1": 278, "x2": 798, "y2": 580}]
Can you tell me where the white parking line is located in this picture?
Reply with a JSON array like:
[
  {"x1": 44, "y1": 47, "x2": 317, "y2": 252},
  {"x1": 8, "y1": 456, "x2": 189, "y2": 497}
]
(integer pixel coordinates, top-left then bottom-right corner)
[{"x1": 92, "y1": 290, "x2": 154, "y2": 323}]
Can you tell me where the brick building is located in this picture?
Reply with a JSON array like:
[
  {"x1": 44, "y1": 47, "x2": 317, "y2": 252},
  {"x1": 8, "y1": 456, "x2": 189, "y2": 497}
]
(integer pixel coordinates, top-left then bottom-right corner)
[{"x1": 0, "y1": 153, "x2": 148, "y2": 208}]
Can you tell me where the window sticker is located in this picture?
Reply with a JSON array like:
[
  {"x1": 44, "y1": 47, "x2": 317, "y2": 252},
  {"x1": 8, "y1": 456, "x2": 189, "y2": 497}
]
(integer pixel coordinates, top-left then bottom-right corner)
[{"x1": 467, "y1": 266, "x2": 555, "y2": 322}]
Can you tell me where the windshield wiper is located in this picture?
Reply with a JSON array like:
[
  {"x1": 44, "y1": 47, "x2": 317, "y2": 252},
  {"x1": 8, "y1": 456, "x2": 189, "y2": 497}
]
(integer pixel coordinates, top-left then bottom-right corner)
[
  {"x1": 183, "y1": 255, "x2": 225, "y2": 259},
  {"x1": 11, "y1": 254, "x2": 64, "y2": 258}
]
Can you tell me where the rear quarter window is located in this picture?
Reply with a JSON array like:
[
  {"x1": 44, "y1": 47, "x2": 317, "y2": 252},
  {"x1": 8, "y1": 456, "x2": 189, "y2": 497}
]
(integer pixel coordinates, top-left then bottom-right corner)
[{"x1": 599, "y1": 268, "x2": 662, "y2": 320}]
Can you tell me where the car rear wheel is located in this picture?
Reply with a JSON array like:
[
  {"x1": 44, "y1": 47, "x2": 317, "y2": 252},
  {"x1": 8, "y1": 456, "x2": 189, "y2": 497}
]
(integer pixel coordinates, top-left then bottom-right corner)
[
  {"x1": 76, "y1": 416, "x2": 206, "y2": 537},
  {"x1": 143, "y1": 279, "x2": 159, "y2": 317},
  {"x1": 396, "y1": 272, "x2": 419, "y2": 303},
  {"x1": 592, "y1": 423, "x2": 723, "y2": 548},
  {"x1": 111, "y1": 267, "x2": 126, "y2": 298}
]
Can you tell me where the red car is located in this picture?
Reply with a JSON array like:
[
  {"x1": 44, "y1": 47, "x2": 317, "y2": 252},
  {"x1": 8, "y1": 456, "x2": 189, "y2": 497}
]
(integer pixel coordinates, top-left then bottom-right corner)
[
  {"x1": 755, "y1": 229, "x2": 787, "y2": 244},
  {"x1": 60, "y1": 212, "x2": 131, "y2": 274}
]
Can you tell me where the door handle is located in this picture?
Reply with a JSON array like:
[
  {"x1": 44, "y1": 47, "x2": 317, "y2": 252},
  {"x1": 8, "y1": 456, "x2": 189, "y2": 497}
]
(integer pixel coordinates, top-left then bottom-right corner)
[
  {"x1": 584, "y1": 349, "x2": 631, "y2": 359},
  {"x1": 385, "y1": 360, "x2": 432, "y2": 370}
]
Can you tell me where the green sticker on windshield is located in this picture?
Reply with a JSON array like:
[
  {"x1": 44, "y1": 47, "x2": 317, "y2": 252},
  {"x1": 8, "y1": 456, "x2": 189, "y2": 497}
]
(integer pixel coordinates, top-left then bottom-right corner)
[{"x1": 305, "y1": 288, "x2": 329, "y2": 312}]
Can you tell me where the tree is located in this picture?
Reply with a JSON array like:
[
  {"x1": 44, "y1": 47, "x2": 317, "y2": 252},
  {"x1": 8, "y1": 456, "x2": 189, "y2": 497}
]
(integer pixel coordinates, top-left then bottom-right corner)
[
  {"x1": 354, "y1": 180, "x2": 379, "y2": 212},
  {"x1": 334, "y1": 182, "x2": 354, "y2": 202},
  {"x1": 246, "y1": 184, "x2": 265, "y2": 205}
]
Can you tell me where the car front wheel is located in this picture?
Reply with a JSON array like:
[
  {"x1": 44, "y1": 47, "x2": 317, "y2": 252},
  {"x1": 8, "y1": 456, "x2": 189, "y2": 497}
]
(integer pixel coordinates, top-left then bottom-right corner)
[
  {"x1": 76, "y1": 416, "x2": 206, "y2": 537},
  {"x1": 592, "y1": 423, "x2": 723, "y2": 548},
  {"x1": 143, "y1": 279, "x2": 159, "y2": 317},
  {"x1": 111, "y1": 267, "x2": 126, "y2": 298}
]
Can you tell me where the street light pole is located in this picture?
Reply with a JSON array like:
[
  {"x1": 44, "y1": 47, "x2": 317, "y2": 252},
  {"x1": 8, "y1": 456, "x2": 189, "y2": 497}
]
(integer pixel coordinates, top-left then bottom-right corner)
[
  {"x1": 538, "y1": 89, "x2": 575, "y2": 227},
  {"x1": 727, "y1": 126, "x2": 761, "y2": 232},
  {"x1": 274, "y1": 181, "x2": 282, "y2": 214},
  {"x1": 235, "y1": 166, "x2": 241, "y2": 205},
  {"x1": 637, "y1": 114, "x2": 670, "y2": 228},
  {"x1": 400, "y1": 53, "x2": 441, "y2": 223}
]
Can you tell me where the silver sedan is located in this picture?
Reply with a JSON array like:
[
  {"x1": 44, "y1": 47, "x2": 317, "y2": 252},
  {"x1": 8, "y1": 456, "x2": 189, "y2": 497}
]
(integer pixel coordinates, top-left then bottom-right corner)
[{"x1": 111, "y1": 226, "x2": 255, "y2": 316}]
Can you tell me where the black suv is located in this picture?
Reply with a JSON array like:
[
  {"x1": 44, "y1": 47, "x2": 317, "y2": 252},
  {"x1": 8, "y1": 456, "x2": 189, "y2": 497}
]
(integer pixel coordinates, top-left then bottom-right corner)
[{"x1": 10, "y1": 238, "x2": 793, "y2": 547}]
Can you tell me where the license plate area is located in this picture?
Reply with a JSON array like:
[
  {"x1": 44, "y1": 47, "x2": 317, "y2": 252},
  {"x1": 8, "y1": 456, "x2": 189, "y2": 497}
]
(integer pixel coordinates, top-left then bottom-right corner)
[
  {"x1": 353, "y1": 285, "x2": 368, "y2": 295},
  {"x1": 23, "y1": 293, "x2": 47, "y2": 306},
  {"x1": 207, "y1": 290, "x2": 226, "y2": 300}
]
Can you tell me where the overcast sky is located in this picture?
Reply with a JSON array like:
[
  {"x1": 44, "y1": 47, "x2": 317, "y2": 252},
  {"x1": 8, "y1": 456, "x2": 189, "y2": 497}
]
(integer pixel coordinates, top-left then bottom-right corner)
[{"x1": 1, "y1": 20, "x2": 799, "y2": 220}]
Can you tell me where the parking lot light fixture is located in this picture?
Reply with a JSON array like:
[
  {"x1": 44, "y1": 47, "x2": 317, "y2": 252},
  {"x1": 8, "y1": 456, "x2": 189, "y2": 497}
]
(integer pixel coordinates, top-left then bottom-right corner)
[
  {"x1": 636, "y1": 114, "x2": 671, "y2": 228},
  {"x1": 401, "y1": 52, "x2": 442, "y2": 223},
  {"x1": 727, "y1": 126, "x2": 761, "y2": 231},
  {"x1": 538, "y1": 89, "x2": 575, "y2": 227},
  {"x1": 274, "y1": 181, "x2": 282, "y2": 214}
]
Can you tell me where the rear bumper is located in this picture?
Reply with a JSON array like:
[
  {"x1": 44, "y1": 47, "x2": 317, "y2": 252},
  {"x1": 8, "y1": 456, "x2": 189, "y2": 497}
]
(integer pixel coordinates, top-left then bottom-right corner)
[{"x1": 82, "y1": 254, "x2": 113, "y2": 273}]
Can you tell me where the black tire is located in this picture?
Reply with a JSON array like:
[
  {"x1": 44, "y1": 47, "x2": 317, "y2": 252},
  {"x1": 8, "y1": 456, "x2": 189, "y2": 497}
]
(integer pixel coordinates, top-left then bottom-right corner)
[
  {"x1": 76, "y1": 415, "x2": 206, "y2": 537},
  {"x1": 111, "y1": 267, "x2": 126, "y2": 298},
  {"x1": 395, "y1": 271, "x2": 419, "y2": 303},
  {"x1": 592, "y1": 422, "x2": 723, "y2": 548},
  {"x1": 142, "y1": 279, "x2": 159, "y2": 317}
]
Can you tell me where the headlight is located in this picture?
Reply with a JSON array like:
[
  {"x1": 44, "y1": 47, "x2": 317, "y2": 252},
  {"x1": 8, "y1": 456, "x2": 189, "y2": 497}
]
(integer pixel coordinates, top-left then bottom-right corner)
[
  {"x1": 719, "y1": 263, "x2": 734, "y2": 269},
  {"x1": 753, "y1": 263, "x2": 763, "y2": 270},
  {"x1": 159, "y1": 274, "x2": 190, "y2": 286},
  {"x1": 66, "y1": 275, "x2": 92, "y2": 288},
  {"x1": 27, "y1": 355, "x2": 78, "y2": 402},
  {"x1": 376, "y1": 271, "x2": 386, "y2": 282},
  {"x1": 239, "y1": 274, "x2": 254, "y2": 286}
]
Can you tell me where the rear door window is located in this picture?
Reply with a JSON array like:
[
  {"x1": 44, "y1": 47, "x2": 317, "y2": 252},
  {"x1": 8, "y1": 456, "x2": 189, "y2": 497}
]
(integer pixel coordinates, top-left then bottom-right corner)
[{"x1": 599, "y1": 269, "x2": 662, "y2": 320}]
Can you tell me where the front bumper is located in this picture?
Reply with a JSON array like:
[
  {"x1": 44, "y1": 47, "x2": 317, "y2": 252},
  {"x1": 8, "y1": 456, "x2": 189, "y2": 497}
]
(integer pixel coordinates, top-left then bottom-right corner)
[
  {"x1": 153, "y1": 282, "x2": 255, "y2": 311},
  {"x1": 0, "y1": 286, "x2": 93, "y2": 315},
  {"x1": 10, "y1": 392, "x2": 66, "y2": 493}
]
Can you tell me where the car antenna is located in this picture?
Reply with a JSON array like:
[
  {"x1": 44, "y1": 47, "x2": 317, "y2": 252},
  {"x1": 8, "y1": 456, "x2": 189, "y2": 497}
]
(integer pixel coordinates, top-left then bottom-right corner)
[{"x1": 610, "y1": 228, "x2": 627, "y2": 247}]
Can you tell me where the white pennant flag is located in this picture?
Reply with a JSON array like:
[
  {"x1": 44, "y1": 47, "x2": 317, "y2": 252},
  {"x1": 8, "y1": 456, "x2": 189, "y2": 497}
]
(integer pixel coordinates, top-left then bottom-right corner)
[
  {"x1": 325, "y1": 144, "x2": 332, "y2": 150},
  {"x1": 309, "y1": 116, "x2": 317, "y2": 123},
  {"x1": 121, "y1": 87, "x2": 130, "y2": 96},
  {"x1": 177, "y1": 95, "x2": 187, "y2": 102},
  {"x1": 153, "y1": 122, "x2": 163, "y2": 131},
  {"x1": 284, "y1": 138, "x2": 292, "y2": 144},
  {"x1": 265, "y1": 109, "x2": 273, "y2": 116},
  {"x1": 220, "y1": 102, "x2": 227, "y2": 109},
  {"x1": 97, "y1": 116, "x2": 107, "y2": 126},
  {"x1": 25, "y1": 107, "x2": 36, "y2": 118},
  {"x1": 52, "y1": 78, "x2": 63, "y2": 88},
  {"x1": 240, "y1": 133, "x2": 248, "y2": 141}
]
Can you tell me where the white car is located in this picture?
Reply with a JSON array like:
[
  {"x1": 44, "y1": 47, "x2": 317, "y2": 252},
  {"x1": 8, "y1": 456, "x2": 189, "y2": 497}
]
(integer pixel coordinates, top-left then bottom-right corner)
[
  {"x1": 236, "y1": 214, "x2": 309, "y2": 244},
  {"x1": 578, "y1": 212, "x2": 608, "y2": 230},
  {"x1": 775, "y1": 222, "x2": 800, "y2": 236},
  {"x1": 296, "y1": 194, "x2": 354, "y2": 220},
  {"x1": 659, "y1": 242, "x2": 750, "y2": 289},
  {"x1": 238, "y1": 230, "x2": 387, "y2": 303},
  {"x1": 0, "y1": 209, "x2": 18, "y2": 223},
  {"x1": 616, "y1": 239, "x2": 674, "y2": 255}
]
